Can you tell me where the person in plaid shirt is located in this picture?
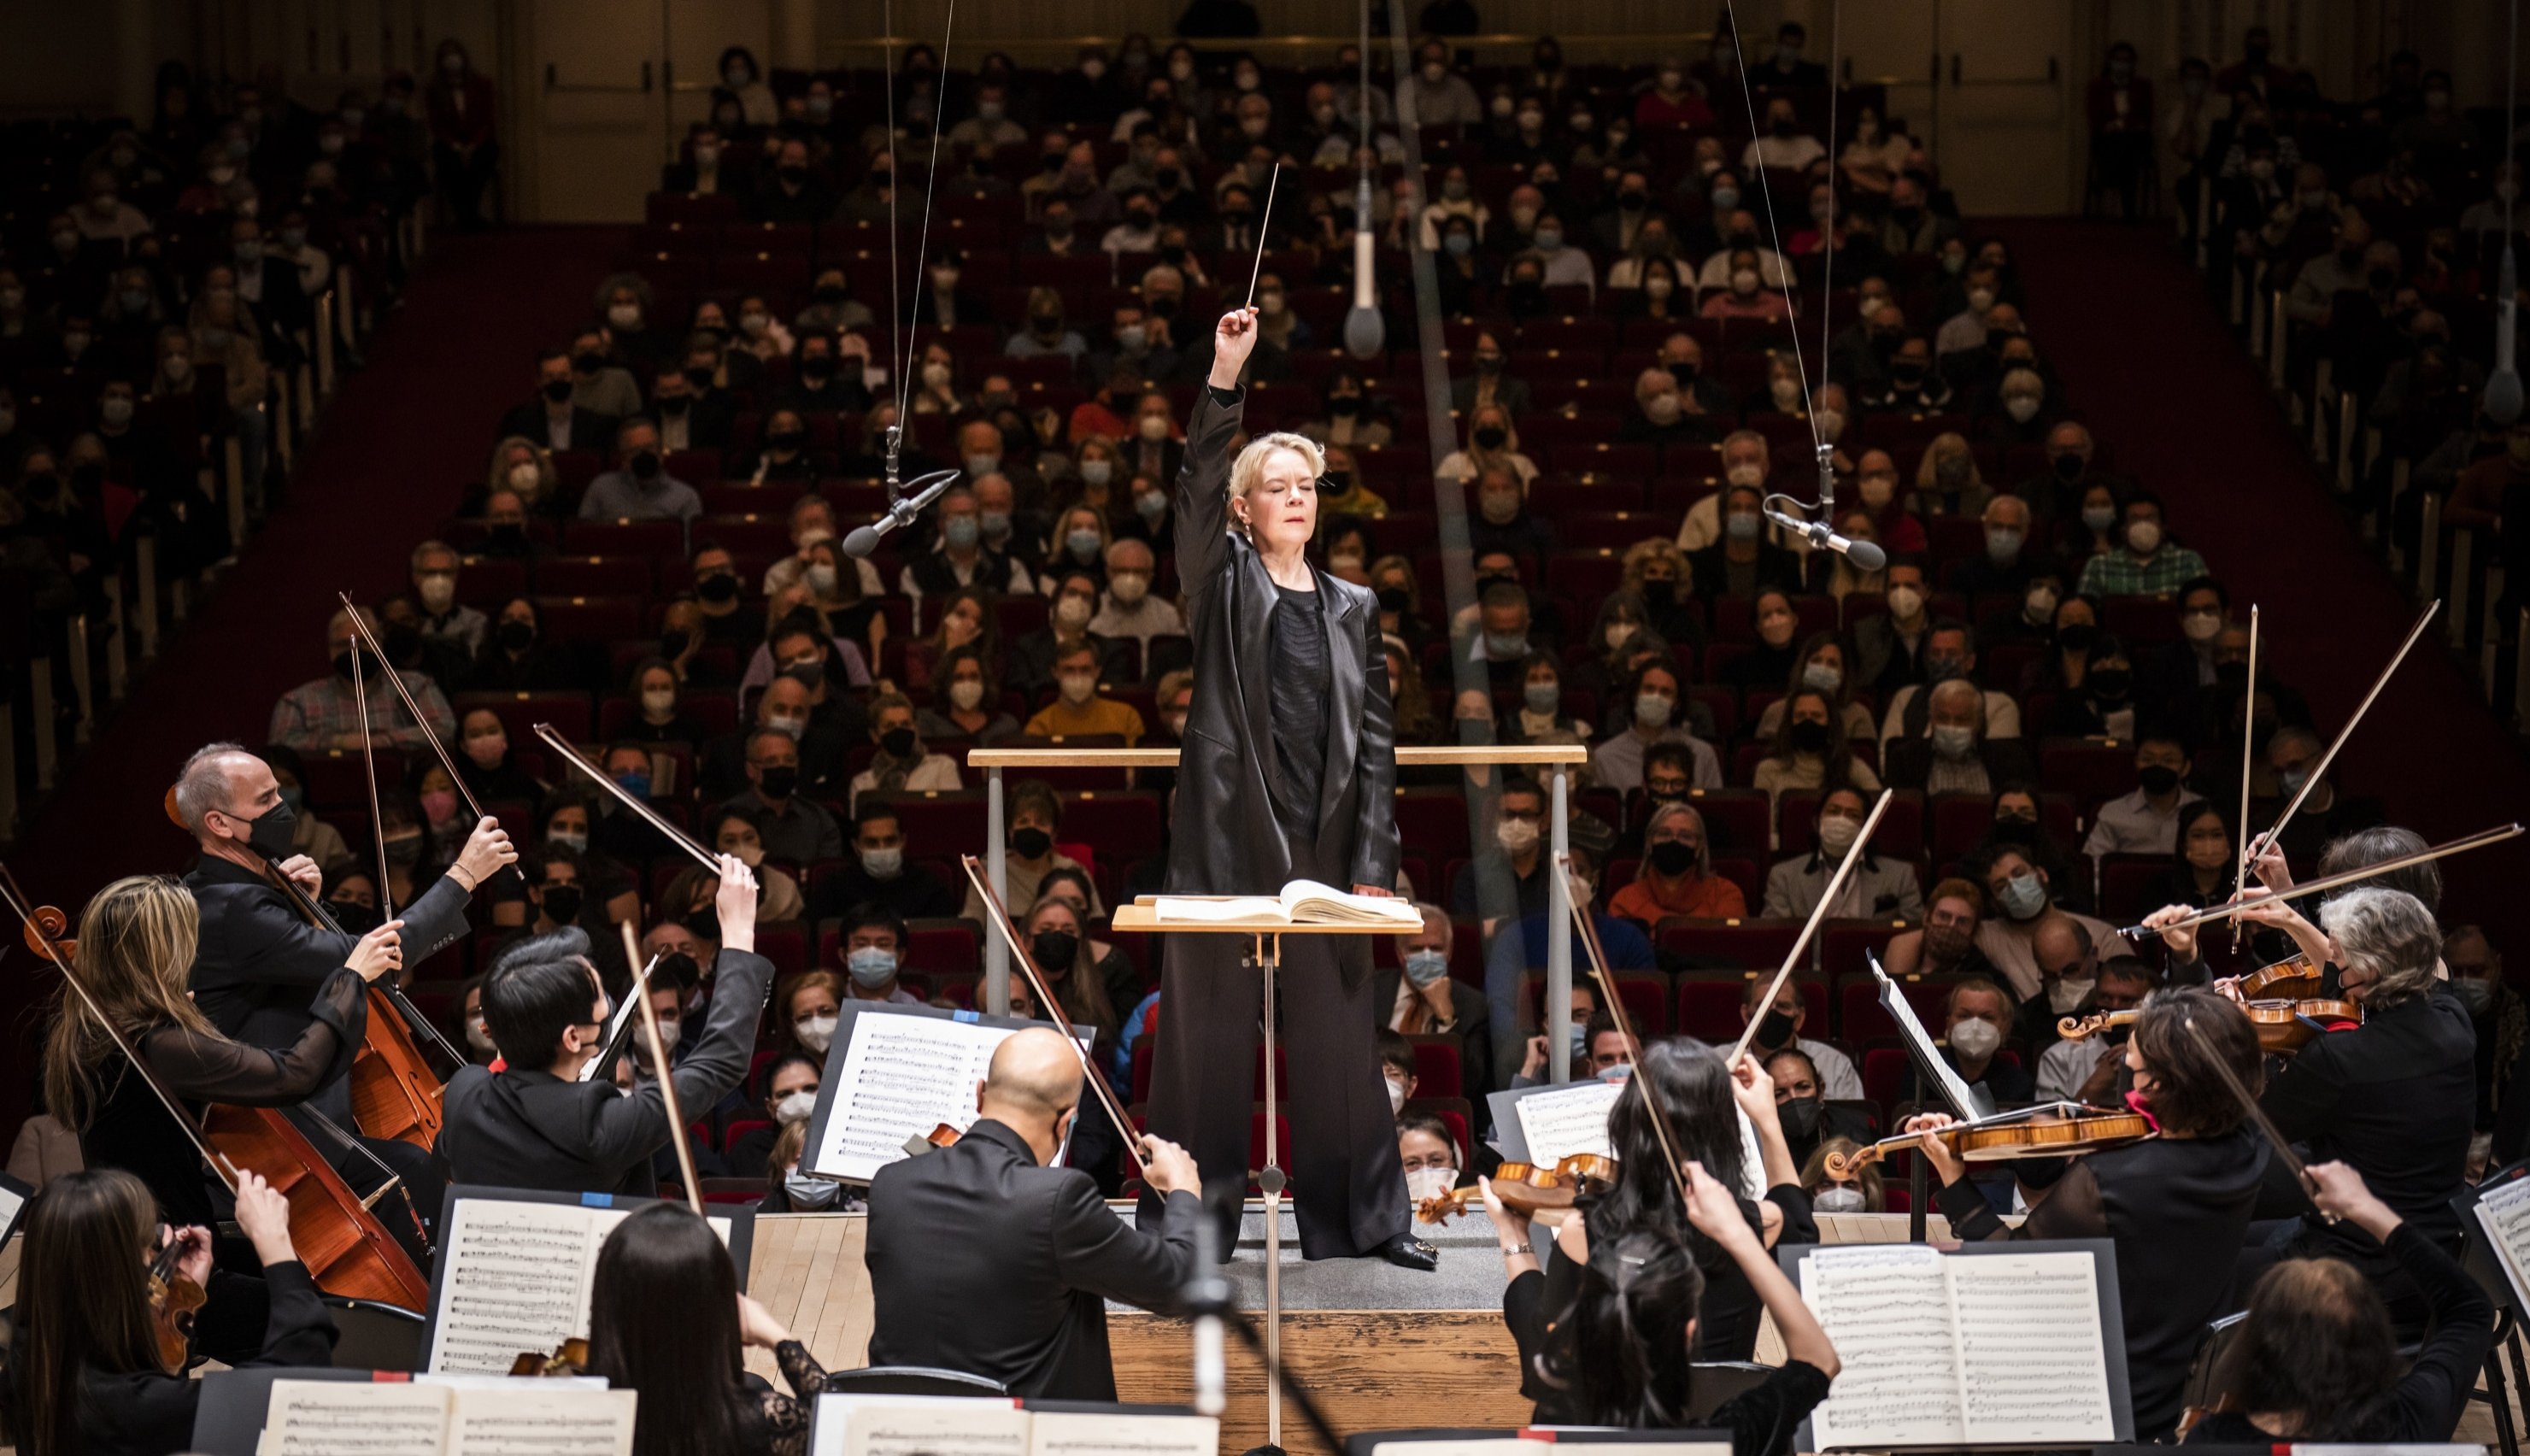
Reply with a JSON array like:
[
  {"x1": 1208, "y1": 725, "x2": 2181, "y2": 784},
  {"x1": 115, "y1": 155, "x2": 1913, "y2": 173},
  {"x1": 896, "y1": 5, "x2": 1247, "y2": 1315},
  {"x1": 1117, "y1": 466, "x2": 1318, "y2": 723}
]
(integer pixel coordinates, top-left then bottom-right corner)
[
  {"x1": 267, "y1": 606, "x2": 455, "y2": 754},
  {"x1": 2077, "y1": 491, "x2": 2208, "y2": 598}
]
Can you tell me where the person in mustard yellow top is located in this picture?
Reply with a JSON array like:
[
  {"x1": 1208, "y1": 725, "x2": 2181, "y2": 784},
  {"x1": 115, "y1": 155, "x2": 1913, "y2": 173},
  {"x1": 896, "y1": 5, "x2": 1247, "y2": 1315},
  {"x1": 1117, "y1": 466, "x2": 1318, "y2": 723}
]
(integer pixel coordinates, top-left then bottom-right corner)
[
  {"x1": 1021, "y1": 642, "x2": 1146, "y2": 743},
  {"x1": 1609, "y1": 801, "x2": 1746, "y2": 928}
]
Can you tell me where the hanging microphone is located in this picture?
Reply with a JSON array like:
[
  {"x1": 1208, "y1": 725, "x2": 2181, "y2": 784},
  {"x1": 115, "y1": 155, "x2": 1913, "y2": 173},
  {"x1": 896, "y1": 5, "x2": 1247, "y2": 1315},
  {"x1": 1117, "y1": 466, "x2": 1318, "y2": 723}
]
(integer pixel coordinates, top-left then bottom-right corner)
[
  {"x1": 842, "y1": 467, "x2": 961, "y2": 557},
  {"x1": 1763, "y1": 500, "x2": 1887, "y2": 572},
  {"x1": 1342, "y1": 178, "x2": 1384, "y2": 359}
]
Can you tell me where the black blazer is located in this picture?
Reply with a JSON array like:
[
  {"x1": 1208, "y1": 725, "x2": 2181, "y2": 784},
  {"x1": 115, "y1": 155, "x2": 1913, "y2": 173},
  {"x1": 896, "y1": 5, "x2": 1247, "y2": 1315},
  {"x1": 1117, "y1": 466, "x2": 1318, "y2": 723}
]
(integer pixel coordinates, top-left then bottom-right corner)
[
  {"x1": 185, "y1": 857, "x2": 472, "y2": 1049},
  {"x1": 1165, "y1": 386, "x2": 1400, "y2": 897},
  {"x1": 1368, "y1": 968, "x2": 1493, "y2": 1099},
  {"x1": 865, "y1": 1118, "x2": 1200, "y2": 1399},
  {"x1": 438, "y1": 948, "x2": 774, "y2": 1195},
  {"x1": 496, "y1": 401, "x2": 615, "y2": 452}
]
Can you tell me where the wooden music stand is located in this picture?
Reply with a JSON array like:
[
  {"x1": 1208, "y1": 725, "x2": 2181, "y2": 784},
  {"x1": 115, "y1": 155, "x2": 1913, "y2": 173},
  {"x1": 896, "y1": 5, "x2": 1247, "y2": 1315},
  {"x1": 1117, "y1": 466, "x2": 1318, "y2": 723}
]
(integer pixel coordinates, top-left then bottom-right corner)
[{"x1": 1107, "y1": 900, "x2": 1402, "y2": 1451}]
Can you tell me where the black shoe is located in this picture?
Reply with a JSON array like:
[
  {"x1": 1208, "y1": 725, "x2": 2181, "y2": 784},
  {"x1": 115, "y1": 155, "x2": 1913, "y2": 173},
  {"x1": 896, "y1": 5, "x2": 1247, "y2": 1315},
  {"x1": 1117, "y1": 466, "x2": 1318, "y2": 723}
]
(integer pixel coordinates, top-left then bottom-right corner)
[{"x1": 1374, "y1": 1232, "x2": 1438, "y2": 1271}]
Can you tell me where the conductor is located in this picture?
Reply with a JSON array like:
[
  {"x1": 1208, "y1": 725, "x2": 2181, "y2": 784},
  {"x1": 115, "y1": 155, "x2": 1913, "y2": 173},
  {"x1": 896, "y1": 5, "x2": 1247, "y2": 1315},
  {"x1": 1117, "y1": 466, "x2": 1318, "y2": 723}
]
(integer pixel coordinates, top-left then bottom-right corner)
[{"x1": 1136, "y1": 306, "x2": 1430, "y2": 1269}]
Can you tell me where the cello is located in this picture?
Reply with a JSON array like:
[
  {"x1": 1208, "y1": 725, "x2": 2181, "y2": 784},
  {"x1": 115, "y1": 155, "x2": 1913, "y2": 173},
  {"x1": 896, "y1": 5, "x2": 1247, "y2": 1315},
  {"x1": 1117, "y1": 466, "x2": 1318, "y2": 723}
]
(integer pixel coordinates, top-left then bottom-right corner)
[
  {"x1": 159, "y1": 784, "x2": 449, "y2": 1156},
  {"x1": 0, "y1": 866, "x2": 433, "y2": 1310}
]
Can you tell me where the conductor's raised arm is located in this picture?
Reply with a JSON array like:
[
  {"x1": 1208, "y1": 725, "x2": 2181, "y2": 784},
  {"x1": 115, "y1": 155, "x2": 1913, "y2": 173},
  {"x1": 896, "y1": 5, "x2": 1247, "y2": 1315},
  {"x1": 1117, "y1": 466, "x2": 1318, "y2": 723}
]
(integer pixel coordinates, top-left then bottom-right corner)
[{"x1": 1174, "y1": 306, "x2": 1259, "y2": 597}]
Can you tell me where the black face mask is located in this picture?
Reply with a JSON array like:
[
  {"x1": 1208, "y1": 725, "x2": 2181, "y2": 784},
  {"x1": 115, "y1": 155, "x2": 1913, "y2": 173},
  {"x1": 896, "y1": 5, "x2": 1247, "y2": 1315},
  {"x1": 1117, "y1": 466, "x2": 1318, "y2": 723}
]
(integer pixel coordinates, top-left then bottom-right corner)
[
  {"x1": 326, "y1": 899, "x2": 381, "y2": 935},
  {"x1": 542, "y1": 379, "x2": 573, "y2": 403},
  {"x1": 1473, "y1": 426, "x2": 1507, "y2": 449},
  {"x1": 879, "y1": 726, "x2": 918, "y2": 758},
  {"x1": 799, "y1": 355, "x2": 834, "y2": 381},
  {"x1": 232, "y1": 796, "x2": 298, "y2": 861},
  {"x1": 1647, "y1": 840, "x2": 1697, "y2": 877},
  {"x1": 681, "y1": 907, "x2": 721, "y2": 942},
  {"x1": 1031, "y1": 930, "x2": 1077, "y2": 966},
  {"x1": 2087, "y1": 667, "x2": 2132, "y2": 700},
  {"x1": 815, "y1": 285, "x2": 847, "y2": 304},
  {"x1": 1327, "y1": 395, "x2": 1361, "y2": 416},
  {"x1": 656, "y1": 952, "x2": 701, "y2": 992},
  {"x1": 757, "y1": 765, "x2": 800, "y2": 799},
  {"x1": 2138, "y1": 765, "x2": 2181, "y2": 796},
  {"x1": 1788, "y1": 719, "x2": 1831, "y2": 755},
  {"x1": 1754, "y1": 1007, "x2": 1797, "y2": 1049},
  {"x1": 1011, "y1": 826, "x2": 1053, "y2": 860},
  {"x1": 696, "y1": 572, "x2": 739, "y2": 604},
  {"x1": 2056, "y1": 622, "x2": 2099, "y2": 653},
  {"x1": 1990, "y1": 816, "x2": 2037, "y2": 845},
  {"x1": 332, "y1": 648, "x2": 370, "y2": 682},
  {"x1": 657, "y1": 394, "x2": 690, "y2": 414},
  {"x1": 539, "y1": 884, "x2": 584, "y2": 925},
  {"x1": 1778, "y1": 1095, "x2": 1823, "y2": 1137},
  {"x1": 2214, "y1": 660, "x2": 2250, "y2": 690},
  {"x1": 2052, "y1": 452, "x2": 2085, "y2": 482},
  {"x1": 496, "y1": 619, "x2": 536, "y2": 652},
  {"x1": 572, "y1": 351, "x2": 606, "y2": 375},
  {"x1": 1376, "y1": 586, "x2": 1412, "y2": 613},
  {"x1": 629, "y1": 449, "x2": 662, "y2": 481}
]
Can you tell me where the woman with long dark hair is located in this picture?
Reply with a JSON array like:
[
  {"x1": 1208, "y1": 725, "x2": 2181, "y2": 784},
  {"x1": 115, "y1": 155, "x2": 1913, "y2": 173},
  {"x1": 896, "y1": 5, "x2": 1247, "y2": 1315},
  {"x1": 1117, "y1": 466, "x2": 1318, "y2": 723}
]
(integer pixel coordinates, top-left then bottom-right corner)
[
  {"x1": 585, "y1": 1203, "x2": 830, "y2": 1456},
  {"x1": 3, "y1": 1166, "x2": 331, "y2": 1456},
  {"x1": 2187, "y1": 1160, "x2": 2492, "y2": 1443},
  {"x1": 1905, "y1": 987, "x2": 2287, "y2": 1441},
  {"x1": 1477, "y1": 1042, "x2": 1841, "y2": 1438},
  {"x1": 1139, "y1": 306, "x2": 1416, "y2": 1266}
]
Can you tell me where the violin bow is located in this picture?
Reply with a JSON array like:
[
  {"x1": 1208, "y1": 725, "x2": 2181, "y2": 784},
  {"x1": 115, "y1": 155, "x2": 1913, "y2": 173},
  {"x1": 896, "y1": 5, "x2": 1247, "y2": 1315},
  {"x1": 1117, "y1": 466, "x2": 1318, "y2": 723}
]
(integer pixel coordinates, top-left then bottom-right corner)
[
  {"x1": 2180, "y1": 1008, "x2": 2327, "y2": 1213},
  {"x1": 2244, "y1": 600, "x2": 2438, "y2": 871},
  {"x1": 2125, "y1": 821, "x2": 2522, "y2": 938},
  {"x1": 2229, "y1": 604, "x2": 2257, "y2": 954},
  {"x1": 349, "y1": 641, "x2": 397, "y2": 925},
  {"x1": 334, "y1": 591, "x2": 526, "y2": 891},
  {"x1": 533, "y1": 723, "x2": 720, "y2": 874},
  {"x1": 1729, "y1": 788, "x2": 1894, "y2": 1064},
  {"x1": 1555, "y1": 852, "x2": 1693, "y2": 1218},
  {"x1": 1243, "y1": 162, "x2": 1281, "y2": 308},
  {"x1": 958, "y1": 855, "x2": 1150, "y2": 1181},
  {"x1": 0, "y1": 864, "x2": 242, "y2": 1191},
  {"x1": 620, "y1": 922, "x2": 704, "y2": 1215},
  {"x1": 584, "y1": 948, "x2": 665, "y2": 1084}
]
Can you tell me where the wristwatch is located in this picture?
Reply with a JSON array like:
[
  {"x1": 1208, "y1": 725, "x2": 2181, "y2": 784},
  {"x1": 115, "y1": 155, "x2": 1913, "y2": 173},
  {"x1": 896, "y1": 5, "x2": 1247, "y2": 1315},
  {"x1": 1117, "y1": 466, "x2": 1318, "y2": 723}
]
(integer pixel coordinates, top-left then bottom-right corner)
[{"x1": 1500, "y1": 1242, "x2": 1531, "y2": 1256}]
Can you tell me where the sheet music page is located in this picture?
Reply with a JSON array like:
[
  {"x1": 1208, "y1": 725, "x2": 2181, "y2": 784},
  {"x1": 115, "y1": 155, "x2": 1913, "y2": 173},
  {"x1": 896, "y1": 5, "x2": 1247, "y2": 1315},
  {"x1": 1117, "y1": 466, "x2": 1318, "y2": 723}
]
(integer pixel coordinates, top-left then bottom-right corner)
[
  {"x1": 428, "y1": 1201, "x2": 602, "y2": 1373},
  {"x1": 842, "y1": 1401, "x2": 1031, "y2": 1456},
  {"x1": 445, "y1": 1386, "x2": 637, "y2": 1456},
  {"x1": 1280, "y1": 879, "x2": 1423, "y2": 925},
  {"x1": 1948, "y1": 1251, "x2": 2117, "y2": 1444},
  {"x1": 1513, "y1": 1080, "x2": 1624, "y2": 1163},
  {"x1": 1149, "y1": 894, "x2": 1288, "y2": 923},
  {"x1": 1025, "y1": 1412, "x2": 1219, "y2": 1456},
  {"x1": 1365, "y1": 1443, "x2": 1543, "y2": 1456},
  {"x1": 2474, "y1": 1172, "x2": 2530, "y2": 1312},
  {"x1": 1799, "y1": 1245, "x2": 1966, "y2": 1450},
  {"x1": 0, "y1": 1178, "x2": 25, "y2": 1241},
  {"x1": 258, "y1": 1379, "x2": 450, "y2": 1456},
  {"x1": 1872, "y1": 957, "x2": 1985, "y2": 1118},
  {"x1": 810, "y1": 1013, "x2": 1017, "y2": 1181},
  {"x1": 809, "y1": 1389, "x2": 1024, "y2": 1456}
]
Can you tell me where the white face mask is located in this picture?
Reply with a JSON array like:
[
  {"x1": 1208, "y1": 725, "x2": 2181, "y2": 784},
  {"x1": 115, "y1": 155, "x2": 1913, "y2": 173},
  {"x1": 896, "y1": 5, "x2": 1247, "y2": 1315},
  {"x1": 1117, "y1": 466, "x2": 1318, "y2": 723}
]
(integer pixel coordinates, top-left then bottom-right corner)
[
  {"x1": 2047, "y1": 976, "x2": 2096, "y2": 1015},
  {"x1": 1496, "y1": 818, "x2": 1541, "y2": 853},
  {"x1": 1817, "y1": 815, "x2": 1861, "y2": 856},
  {"x1": 1386, "y1": 1077, "x2": 1409, "y2": 1116},
  {"x1": 795, "y1": 1014, "x2": 837, "y2": 1054},
  {"x1": 508, "y1": 462, "x2": 542, "y2": 492},
  {"x1": 1403, "y1": 1165, "x2": 1457, "y2": 1203},
  {"x1": 465, "y1": 1016, "x2": 496, "y2": 1054},
  {"x1": 1947, "y1": 1017, "x2": 2002, "y2": 1059},
  {"x1": 1814, "y1": 1184, "x2": 1866, "y2": 1212},
  {"x1": 948, "y1": 678, "x2": 986, "y2": 711},
  {"x1": 774, "y1": 1089, "x2": 819, "y2": 1124},
  {"x1": 642, "y1": 687, "x2": 677, "y2": 713},
  {"x1": 1059, "y1": 672, "x2": 1098, "y2": 705}
]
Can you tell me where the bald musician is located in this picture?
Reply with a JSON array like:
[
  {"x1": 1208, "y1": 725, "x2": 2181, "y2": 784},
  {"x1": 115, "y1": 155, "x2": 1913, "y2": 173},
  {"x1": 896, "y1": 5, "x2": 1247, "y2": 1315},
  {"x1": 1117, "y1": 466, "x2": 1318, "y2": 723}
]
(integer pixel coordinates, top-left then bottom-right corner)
[{"x1": 864, "y1": 1029, "x2": 1205, "y2": 1400}]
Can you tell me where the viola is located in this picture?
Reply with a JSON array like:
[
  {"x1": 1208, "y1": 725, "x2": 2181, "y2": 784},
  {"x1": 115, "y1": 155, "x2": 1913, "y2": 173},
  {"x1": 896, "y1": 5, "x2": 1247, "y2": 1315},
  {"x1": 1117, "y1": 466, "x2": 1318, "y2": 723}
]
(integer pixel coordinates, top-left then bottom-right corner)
[
  {"x1": 1825, "y1": 1103, "x2": 2156, "y2": 1179},
  {"x1": 2219, "y1": 955, "x2": 2326, "y2": 1002},
  {"x1": 2059, "y1": 995, "x2": 2359, "y2": 1056},
  {"x1": 146, "y1": 1236, "x2": 207, "y2": 1374},
  {"x1": 1416, "y1": 1153, "x2": 1618, "y2": 1225}
]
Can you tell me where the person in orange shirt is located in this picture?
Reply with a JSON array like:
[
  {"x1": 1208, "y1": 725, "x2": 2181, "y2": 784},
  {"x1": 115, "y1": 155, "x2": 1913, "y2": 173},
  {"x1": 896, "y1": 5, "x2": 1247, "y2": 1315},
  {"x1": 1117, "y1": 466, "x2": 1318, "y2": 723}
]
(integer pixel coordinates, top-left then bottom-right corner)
[{"x1": 1609, "y1": 801, "x2": 1746, "y2": 928}]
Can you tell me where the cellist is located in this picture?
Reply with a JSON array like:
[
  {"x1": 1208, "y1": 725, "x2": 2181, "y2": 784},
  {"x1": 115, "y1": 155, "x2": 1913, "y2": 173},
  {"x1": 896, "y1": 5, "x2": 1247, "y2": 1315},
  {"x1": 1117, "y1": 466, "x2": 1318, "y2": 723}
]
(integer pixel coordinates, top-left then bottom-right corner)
[{"x1": 38, "y1": 875, "x2": 402, "y2": 1364}]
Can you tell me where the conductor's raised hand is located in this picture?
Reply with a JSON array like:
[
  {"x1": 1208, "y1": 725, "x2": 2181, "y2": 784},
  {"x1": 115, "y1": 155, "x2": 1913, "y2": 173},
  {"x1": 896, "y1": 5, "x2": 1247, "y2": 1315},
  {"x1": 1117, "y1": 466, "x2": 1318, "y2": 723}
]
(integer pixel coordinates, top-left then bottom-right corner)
[
  {"x1": 714, "y1": 854, "x2": 760, "y2": 951},
  {"x1": 1207, "y1": 306, "x2": 1260, "y2": 390},
  {"x1": 346, "y1": 919, "x2": 408, "y2": 983}
]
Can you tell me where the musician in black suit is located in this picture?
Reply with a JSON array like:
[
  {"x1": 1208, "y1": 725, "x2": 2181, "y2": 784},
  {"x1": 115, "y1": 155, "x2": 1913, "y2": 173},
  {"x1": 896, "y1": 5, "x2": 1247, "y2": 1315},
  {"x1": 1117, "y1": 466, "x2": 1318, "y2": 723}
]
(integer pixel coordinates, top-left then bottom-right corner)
[
  {"x1": 439, "y1": 856, "x2": 772, "y2": 1195},
  {"x1": 865, "y1": 1028, "x2": 1204, "y2": 1399},
  {"x1": 1136, "y1": 308, "x2": 1428, "y2": 1269}
]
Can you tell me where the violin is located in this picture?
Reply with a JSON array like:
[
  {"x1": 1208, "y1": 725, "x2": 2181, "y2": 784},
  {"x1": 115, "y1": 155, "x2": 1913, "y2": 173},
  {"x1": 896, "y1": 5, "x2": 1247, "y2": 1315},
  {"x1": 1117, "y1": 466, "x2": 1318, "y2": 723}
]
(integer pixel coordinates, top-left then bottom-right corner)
[
  {"x1": 146, "y1": 1236, "x2": 207, "y2": 1374},
  {"x1": 2058, "y1": 995, "x2": 2360, "y2": 1056},
  {"x1": 1825, "y1": 1102, "x2": 2156, "y2": 1179},
  {"x1": 1416, "y1": 1153, "x2": 1617, "y2": 1225},
  {"x1": 510, "y1": 1337, "x2": 590, "y2": 1377},
  {"x1": 2219, "y1": 955, "x2": 2327, "y2": 1002}
]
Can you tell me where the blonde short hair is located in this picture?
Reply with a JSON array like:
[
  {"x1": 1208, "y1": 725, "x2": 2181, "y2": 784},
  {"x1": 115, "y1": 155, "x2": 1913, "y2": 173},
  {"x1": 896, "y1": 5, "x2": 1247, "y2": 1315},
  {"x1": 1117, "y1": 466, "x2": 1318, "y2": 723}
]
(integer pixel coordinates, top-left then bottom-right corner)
[{"x1": 1227, "y1": 432, "x2": 1325, "y2": 532}]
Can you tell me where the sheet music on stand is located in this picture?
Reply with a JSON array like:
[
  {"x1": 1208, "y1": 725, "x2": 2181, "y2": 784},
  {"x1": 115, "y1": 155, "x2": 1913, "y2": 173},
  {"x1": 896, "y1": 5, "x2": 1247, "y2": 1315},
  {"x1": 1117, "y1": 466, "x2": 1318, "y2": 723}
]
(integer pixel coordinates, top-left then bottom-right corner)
[
  {"x1": 1871, "y1": 952, "x2": 1994, "y2": 1120},
  {"x1": 2457, "y1": 1156, "x2": 2530, "y2": 1315},
  {"x1": 798, "y1": 1001, "x2": 1085, "y2": 1185},
  {"x1": 0, "y1": 1169, "x2": 29, "y2": 1248},
  {"x1": 1346, "y1": 1428, "x2": 1732, "y2": 1455},
  {"x1": 1782, "y1": 1237, "x2": 2133, "y2": 1451},
  {"x1": 807, "y1": 1394, "x2": 1216, "y2": 1456}
]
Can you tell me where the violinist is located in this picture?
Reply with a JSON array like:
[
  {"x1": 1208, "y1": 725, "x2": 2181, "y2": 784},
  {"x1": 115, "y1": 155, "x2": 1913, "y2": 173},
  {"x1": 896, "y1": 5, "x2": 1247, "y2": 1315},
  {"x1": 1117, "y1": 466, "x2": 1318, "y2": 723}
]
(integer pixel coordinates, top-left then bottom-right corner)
[
  {"x1": 2198, "y1": 886, "x2": 2472, "y2": 1339},
  {"x1": 1489, "y1": 1155, "x2": 1840, "y2": 1452},
  {"x1": 438, "y1": 857, "x2": 772, "y2": 1196},
  {"x1": 2186, "y1": 1161, "x2": 2493, "y2": 1444},
  {"x1": 1, "y1": 1167, "x2": 333, "y2": 1456},
  {"x1": 173, "y1": 742, "x2": 511, "y2": 1119},
  {"x1": 584, "y1": 1203, "x2": 831, "y2": 1456},
  {"x1": 40, "y1": 875, "x2": 411, "y2": 1336},
  {"x1": 1903, "y1": 987, "x2": 2282, "y2": 1441}
]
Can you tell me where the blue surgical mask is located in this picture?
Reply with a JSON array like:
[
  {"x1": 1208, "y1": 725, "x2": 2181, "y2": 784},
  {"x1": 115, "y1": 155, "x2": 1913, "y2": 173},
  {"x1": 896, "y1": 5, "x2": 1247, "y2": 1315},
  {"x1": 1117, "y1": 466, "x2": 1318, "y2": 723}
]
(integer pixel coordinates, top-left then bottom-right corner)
[
  {"x1": 846, "y1": 946, "x2": 898, "y2": 989},
  {"x1": 1725, "y1": 513, "x2": 1760, "y2": 541},
  {"x1": 784, "y1": 1171, "x2": 840, "y2": 1209},
  {"x1": 1997, "y1": 870, "x2": 2047, "y2": 919},
  {"x1": 614, "y1": 770, "x2": 651, "y2": 799},
  {"x1": 1403, "y1": 948, "x2": 1450, "y2": 986},
  {"x1": 943, "y1": 516, "x2": 981, "y2": 549},
  {"x1": 1567, "y1": 1023, "x2": 1588, "y2": 1057},
  {"x1": 1444, "y1": 232, "x2": 1474, "y2": 256}
]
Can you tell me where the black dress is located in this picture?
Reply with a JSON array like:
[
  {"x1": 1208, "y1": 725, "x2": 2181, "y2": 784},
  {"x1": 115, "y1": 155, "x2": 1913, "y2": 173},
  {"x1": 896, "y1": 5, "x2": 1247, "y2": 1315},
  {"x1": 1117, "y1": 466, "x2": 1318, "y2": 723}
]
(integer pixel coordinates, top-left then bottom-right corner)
[
  {"x1": 1270, "y1": 581, "x2": 1330, "y2": 854},
  {"x1": 1505, "y1": 1254, "x2": 1832, "y2": 1454},
  {"x1": 1936, "y1": 1129, "x2": 2279, "y2": 1441},
  {"x1": 2185, "y1": 1222, "x2": 2493, "y2": 1444}
]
